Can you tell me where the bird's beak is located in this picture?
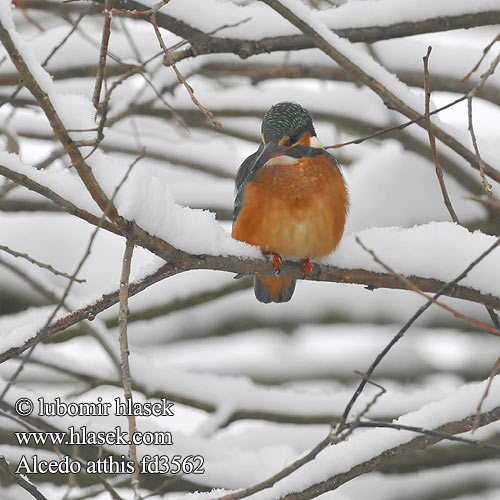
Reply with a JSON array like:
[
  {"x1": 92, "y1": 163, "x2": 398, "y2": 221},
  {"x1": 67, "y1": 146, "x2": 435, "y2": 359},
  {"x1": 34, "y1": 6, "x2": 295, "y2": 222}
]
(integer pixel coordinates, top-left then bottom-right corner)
[{"x1": 253, "y1": 141, "x2": 287, "y2": 170}]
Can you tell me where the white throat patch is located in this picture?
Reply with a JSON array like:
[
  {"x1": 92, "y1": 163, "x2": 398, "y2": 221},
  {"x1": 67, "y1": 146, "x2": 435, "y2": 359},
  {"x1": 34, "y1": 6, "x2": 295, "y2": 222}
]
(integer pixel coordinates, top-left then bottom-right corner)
[
  {"x1": 264, "y1": 155, "x2": 299, "y2": 167},
  {"x1": 309, "y1": 136, "x2": 324, "y2": 149}
]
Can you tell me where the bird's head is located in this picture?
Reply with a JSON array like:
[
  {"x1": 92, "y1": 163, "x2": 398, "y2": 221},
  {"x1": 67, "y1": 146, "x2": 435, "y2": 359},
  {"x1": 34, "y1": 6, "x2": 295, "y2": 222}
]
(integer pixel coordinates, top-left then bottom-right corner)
[
  {"x1": 253, "y1": 102, "x2": 322, "y2": 169},
  {"x1": 261, "y1": 101, "x2": 317, "y2": 147}
]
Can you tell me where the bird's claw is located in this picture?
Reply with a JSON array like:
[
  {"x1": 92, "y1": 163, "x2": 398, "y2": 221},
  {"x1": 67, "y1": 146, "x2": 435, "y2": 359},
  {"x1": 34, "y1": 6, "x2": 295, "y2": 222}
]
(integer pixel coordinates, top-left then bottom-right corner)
[
  {"x1": 264, "y1": 252, "x2": 282, "y2": 276},
  {"x1": 301, "y1": 258, "x2": 312, "y2": 279}
]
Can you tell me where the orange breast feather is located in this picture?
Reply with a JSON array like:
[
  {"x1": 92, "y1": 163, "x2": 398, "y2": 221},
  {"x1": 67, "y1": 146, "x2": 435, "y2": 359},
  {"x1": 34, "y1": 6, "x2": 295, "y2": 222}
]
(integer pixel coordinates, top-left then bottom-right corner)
[{"x1": 232, "y1": 156, "x2": 348, "y2": 259}]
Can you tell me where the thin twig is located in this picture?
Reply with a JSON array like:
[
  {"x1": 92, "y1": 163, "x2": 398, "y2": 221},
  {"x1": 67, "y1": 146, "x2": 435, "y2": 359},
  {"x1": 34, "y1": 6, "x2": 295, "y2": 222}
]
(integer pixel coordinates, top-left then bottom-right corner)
[
  {"x1": 325, "y1": 95, "x2": 467, "y2": 150},
  {"x1": 357, "y1": 420, "x2": 500, "y2": 453},
  {"x1": 0, "y1": 164, "x2": 121, "y2": 236},
  {"x1": 0, "y1": 152, "x2": 143, "y2": 402},
  {"x1": 337, "y1": 235, "x2": 500, "y2": 435},
  {"x1": 150, "y1": 12, "x2": 222, "y2": 129},
  {"x1": 42, "y1": 7, "x2": 91, "y2": 67},
  {"x1": 462, "y1": 31, "x2": 500, "y2": 82},
  {"x1": 0, "y1": 256, "x2": 64, "y2": 303},
  {"x1": 355, "y1": 236, "x2": 500, "y2": 337},
  {"x1": 0, "y1": 244, "x2": 85, "y2": 282},
  {"x1": 0, "y1": 456, "x2": 49, "y2": 500},
  {"x1": 83, "y1": 62, "x2": 148, "y2": 161},
  {"x1": 118, "y1": 239, "x2": 140, "y2": 498},
  {"x1": 467, "y1": 94, "x2": 493, "y2": 196},
  {"x1": 466, "y1": 47, "x2": 500, "y2": 195},
  {"x1": 110, "y1": 0, "x2": 170, "y2": 18},
  {"x1": 422, "y1": 46, "x2": 459, "y2": 223},
  {"x1": 473, "y1": 354, "x2": 500, "y2": 431},
  {"x1": 138, "y1": 72, "x2": 189, "y2": 131},
  {"x1": 468, "y1": 48, "x2": 500, "y2": 96},
  {"x1": 92, "y1": 0, "x2": 114, "y2": 109},
  {"x1": 0, "y1": 14, "x2": 119, "y2": 220},
  {"x1": 260, "y1": 0, "x2": 500, "y2": 184}
]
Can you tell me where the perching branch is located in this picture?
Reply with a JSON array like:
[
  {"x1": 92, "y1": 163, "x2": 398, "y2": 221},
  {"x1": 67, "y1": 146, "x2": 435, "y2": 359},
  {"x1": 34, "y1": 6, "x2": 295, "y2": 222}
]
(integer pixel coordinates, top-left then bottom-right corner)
[{"x1": 1, "y1": 218, "x2": 499, "y2": 365}]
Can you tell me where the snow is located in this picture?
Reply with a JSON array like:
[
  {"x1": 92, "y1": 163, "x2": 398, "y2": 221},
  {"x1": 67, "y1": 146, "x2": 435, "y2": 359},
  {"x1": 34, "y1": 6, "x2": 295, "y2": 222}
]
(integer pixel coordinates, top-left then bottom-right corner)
[
  {"x1": 209, "y1": 376, "x2": 500, "y2": 500},
  {"x1": 3, "y1": 124, "x2": 498, "y2": 295},
  {"x1": 0, "y1": 0, "x2": 96, "y2": 141},
  {"x1": 134, "y1": 0, "x2": 500, "y2": 40},
  {"x1": 332, "y1": 222, "x2": 500, "y2": 297},
  {"x1": 2, "y1": 1, "x2": 500, "y2": 499},
  {"x1": 0, "y1": 151, "x2": 100, "y2": 214},
  {"x1": 0, "y1": 306, "x2": 54, "y2": 354},
  {"x1": 315, "y1": 0, "x2": 500, "y2": 29}
]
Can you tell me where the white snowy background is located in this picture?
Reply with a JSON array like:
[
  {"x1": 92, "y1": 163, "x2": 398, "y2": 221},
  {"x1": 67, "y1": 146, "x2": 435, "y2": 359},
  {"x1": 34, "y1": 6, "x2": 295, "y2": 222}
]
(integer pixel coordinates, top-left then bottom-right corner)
[{"x1": 0, "y1": 0, "x2": 500, "y2": 499}]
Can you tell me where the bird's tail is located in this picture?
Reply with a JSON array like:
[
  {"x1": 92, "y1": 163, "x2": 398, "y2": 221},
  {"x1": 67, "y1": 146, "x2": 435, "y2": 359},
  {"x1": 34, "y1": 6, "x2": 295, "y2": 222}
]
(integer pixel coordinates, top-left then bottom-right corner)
[{"x1": 254, "y1": 276, "x2": 296, "y2": 303}]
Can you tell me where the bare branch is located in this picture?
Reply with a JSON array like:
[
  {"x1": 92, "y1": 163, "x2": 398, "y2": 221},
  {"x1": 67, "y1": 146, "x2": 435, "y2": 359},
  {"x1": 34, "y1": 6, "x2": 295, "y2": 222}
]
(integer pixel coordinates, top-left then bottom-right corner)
[
  {"x1": 423, "y1": 46, "x2": 459, "y2": 224},
  {"x1": 118, "y1": 240, "x2": 140, "y2": 497},
  {"x1": 473, "y1": 354, "x2": 500, "y2": 431},
  {"x1": 356, "y1": 420, "x2": 500, "y2": 453},
  {"x1": 150, "y1": 12, "x2": 221, "y2": 128},
  {"x1": 355, "y1": 236, "x2": 500, "y2": 336},
  {"x1": 92, "y1": 0, "x2": 500, "y2": 57},
  {"x1": 0, "y1": 164, "x2": 121, "y2": 235},
  {"x1": 0, "y1": 16, "x2": 118, "y2": 220},
  {"x1": 336, "y1": 234, "x2": 500, "y2": 435},
  {"x1": 467, "y1": 95, "x2": 493, "y2": 196},
  {"x1": 260, "y1": 0, "x2": 500, "y2": 185},
  {"x1": 462, "y1": 31, "x2": 500, "y2": 82},
  {"x1": 284, "y1": 404, "x2": 500, "y2": 500},
  {"x1": 0, "y1": 456, "x2": 49, "y2": 500},
  {"x1": 92, "y1": 0, "x2": 114, "y2": 109},
  {"x1": 199, "y1": 62, "x2": 500, "y2": 108},
  {"x1": 0, "y1": 244, "x2": 85, "y2": 282},
  {"x1": 0, "y1": 262, "x2": 178, "y2": 364}
]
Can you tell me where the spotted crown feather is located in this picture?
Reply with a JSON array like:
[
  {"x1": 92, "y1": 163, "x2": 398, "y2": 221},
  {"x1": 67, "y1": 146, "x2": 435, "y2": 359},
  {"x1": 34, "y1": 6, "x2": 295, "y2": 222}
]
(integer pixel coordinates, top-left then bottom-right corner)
[{"x1": 261, "y1": 102, "x2": 315, "y2": 143}]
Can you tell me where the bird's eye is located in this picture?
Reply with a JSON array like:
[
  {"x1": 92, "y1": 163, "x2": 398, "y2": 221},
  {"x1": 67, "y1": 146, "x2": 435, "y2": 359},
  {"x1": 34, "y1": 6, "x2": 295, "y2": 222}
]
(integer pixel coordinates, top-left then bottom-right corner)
[{"x1": 288, "y1": 133, "x2": 299, "y2": 146}]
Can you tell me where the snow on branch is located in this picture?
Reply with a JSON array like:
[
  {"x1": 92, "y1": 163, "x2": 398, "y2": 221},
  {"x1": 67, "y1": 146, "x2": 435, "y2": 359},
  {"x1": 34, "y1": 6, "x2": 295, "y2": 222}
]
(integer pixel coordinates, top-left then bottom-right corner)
[
  {"x1": 0, "y1": 0, "x2": 117, "y2": 219},
  {"x1": 89, "y1": 0, "x2": 500, "y2": 59},
  {"x1": 260, "y1": 0, "x2": 500, "y2": 186}
]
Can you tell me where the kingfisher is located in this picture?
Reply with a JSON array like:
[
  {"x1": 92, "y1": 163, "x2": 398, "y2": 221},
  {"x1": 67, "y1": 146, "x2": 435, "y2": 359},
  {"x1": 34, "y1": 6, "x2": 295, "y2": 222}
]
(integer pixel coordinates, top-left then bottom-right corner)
[{"x1": 232, "y1": 102, "x2": 349, "y2": 303}]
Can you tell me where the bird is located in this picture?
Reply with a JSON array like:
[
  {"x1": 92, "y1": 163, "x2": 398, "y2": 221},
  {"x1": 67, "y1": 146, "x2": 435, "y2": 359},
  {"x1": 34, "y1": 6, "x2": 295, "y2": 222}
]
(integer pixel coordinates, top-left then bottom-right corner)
[{"x1": 231, "y1": 101, "x2": 349, "y2": 303}]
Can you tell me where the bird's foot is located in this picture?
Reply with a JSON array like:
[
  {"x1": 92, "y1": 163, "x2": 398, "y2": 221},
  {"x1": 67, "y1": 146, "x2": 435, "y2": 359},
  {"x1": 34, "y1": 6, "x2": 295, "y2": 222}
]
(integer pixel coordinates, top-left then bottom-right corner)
[
  {"x1": 301, "y1": 258, "x2": 312, "y2": 279},
  {"x1": 264, "y1": 252, "x2": 282, "y2": 275}
]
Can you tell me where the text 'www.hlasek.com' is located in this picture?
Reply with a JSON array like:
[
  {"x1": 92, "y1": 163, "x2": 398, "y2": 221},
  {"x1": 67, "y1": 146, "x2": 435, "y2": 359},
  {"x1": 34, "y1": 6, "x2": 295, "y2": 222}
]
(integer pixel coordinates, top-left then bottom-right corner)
[{"x1": 12, "y1": 396, "x2": 205, "y2": 475}]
